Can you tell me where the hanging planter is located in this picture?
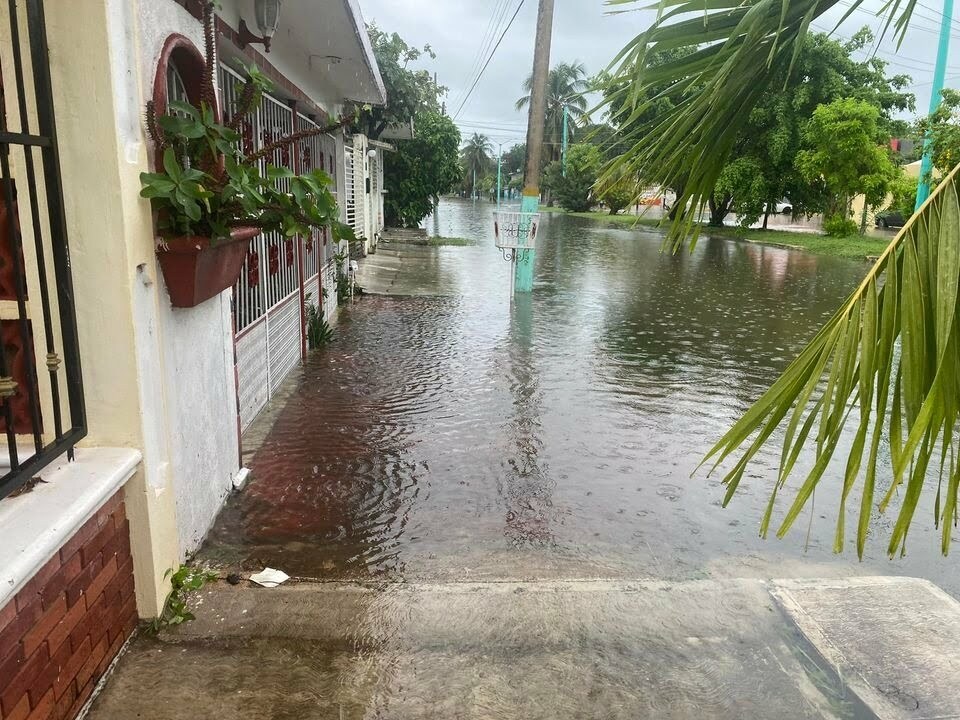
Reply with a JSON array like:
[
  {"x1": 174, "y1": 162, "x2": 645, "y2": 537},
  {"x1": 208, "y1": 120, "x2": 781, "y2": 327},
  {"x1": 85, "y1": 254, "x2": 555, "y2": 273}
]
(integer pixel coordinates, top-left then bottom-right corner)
[
  {"x1": 142, "y1": 2, "x2": 355, "y2": 309},
  {"x1": 157, "y1": 227, "x2": 260, "y2": 308}
]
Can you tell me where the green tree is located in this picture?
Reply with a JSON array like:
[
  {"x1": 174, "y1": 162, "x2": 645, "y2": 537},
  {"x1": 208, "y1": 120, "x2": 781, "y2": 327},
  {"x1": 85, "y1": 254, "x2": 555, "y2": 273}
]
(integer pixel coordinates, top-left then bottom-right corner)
[
  {"x1": 795, "y1": 98, "x2": 898, "y2": 234},
  {"x1": 517, "y1": 62, "x2": 590, "y2": 163},
  {"x1": 888, "y1": 172, "x2": 917, "y2": 218},
  {"x1": 358, "y1": 24, "x2": 445, "y2": 140},
  {"x1": 384, "y1": 112, "x2": 462, "y2": 228},
  {"x1": 581, "y1": 122, "x2": 629, "y2": 164},
  {"x1": 502, "y1": 143, "x2": 526, "y2": 175},
  {"x1": 601, "y1": 49, "x2": 697, "y2": 212},
  {"x1": 461, "y1": 133, "x2": 494, "y2": 197},
  {"x1": 548, "y1": 143, "x2": 602, "y2": 212},
  {"x1": 709, "y1": 29, "x2": 912, "y2": 229},
  {"x1": 920, "y1": 88, "x2": 960, "y2": 185},
  {"x1": 598, "y1": 169, "x2": 637, "y2": 214},
  {"x1": 604, "y1": 0, "x2": 960, "y2": 557}
]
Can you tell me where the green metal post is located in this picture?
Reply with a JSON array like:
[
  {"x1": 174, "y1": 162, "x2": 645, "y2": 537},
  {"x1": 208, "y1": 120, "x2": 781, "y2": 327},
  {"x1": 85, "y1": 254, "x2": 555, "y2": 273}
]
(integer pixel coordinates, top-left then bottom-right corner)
[
  {"x1": 497, "y1": 144, "x2": 503, "y2": 211},
  {"x1": 562, "y1": 104, "x2": 569, "y2": 177},
  {"x1": 916, "y1": 0, "x2": 954, "y2": 211}
]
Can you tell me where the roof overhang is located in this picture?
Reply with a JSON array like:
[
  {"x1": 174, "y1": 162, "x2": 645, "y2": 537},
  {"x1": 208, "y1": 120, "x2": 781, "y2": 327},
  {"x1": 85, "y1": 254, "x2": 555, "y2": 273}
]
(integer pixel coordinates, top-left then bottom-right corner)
[
  {"x1": 218, "y1": 0, "x2": 386, "y2": 110},
  {"x1": 283, "y1": 0, "x2": 386, "y2": 106}
]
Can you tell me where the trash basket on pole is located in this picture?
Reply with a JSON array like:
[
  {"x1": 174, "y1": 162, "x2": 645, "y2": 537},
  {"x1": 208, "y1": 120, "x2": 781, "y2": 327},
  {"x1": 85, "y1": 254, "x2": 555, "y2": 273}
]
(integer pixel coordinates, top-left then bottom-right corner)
[{"x1": 493, "y1": 211, "x2": 540, "y2": 296}]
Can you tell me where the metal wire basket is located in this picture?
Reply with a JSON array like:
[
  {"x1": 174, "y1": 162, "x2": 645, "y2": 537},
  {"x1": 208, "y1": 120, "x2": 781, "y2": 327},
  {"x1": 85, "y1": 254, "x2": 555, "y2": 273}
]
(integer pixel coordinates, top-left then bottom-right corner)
[{"x1": 493, "y1": 211, "x2": 540, "y2": 250}]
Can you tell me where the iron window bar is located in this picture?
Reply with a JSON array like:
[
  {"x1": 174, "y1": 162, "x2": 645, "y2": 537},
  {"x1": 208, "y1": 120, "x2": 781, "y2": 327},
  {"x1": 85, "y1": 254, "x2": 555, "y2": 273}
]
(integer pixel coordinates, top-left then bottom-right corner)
[{"x1": 0, "y1": 0, "x2": 86, "y2": 500}]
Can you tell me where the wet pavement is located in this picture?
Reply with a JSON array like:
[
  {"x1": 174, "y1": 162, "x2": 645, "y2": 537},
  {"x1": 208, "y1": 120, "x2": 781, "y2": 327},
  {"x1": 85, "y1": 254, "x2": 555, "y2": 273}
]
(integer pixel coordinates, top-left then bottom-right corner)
[
  {"x1": 200, "y1": 199, "x2": 957, "y2": 591},
  {"x1": 88, "y1": 199, "x2": 960, "y2": 719},
  {"x1": 88, "y1": 576, "x2": 960, "y2": 719}
]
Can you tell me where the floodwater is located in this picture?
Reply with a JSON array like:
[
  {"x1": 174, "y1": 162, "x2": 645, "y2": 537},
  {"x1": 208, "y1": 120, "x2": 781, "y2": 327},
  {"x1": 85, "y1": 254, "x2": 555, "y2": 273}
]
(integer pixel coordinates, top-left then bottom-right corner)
[{"x1": 202, "y1": 198, "x2": 958, "y2": 595}]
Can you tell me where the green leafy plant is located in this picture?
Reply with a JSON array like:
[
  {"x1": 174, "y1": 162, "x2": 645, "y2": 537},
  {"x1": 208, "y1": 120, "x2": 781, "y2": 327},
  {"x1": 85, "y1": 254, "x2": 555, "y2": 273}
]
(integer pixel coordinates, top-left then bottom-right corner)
[
  {"x1": 150, "y1": 566, "x2": 219, "y2": 632},
  {"x1": 822, "y1": 215, "x2": 859, "y2": 237},
  {"x1": 795, "y1": 98, "x2": 899, "y2": 232},
  {"x1": 334, "y1": 250, "x2": 352, "y2": 304},
  {"x1": 305, "y1": 294, "x2": 333, "y2": 349},
  {"x1": 598, "y1": 171, "x2": 637, "y2": 215},
  {"x1": 547, "y1": 144, "x2": 602, "y2": 213},
  {"x1": 140, "y1": 1, "x2": 353, "y2": 244}
]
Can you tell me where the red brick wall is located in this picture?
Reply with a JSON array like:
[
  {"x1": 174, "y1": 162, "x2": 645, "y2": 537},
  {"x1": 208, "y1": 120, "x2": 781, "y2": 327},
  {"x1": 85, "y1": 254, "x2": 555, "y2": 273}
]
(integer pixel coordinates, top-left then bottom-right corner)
[{"x1": 0, "y1": 491, "x2": 137, "y2": 720}]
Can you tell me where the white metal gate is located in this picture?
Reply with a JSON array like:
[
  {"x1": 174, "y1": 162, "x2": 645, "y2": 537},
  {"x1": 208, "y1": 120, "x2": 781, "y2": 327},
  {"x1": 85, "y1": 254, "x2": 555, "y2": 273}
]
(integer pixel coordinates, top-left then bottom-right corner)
[
  {"x1": 219, "y1": 65, "x2": 339, "y2": 430},
  {"x1": 343, "y1": 137, "x2": 358, "y2": 239}
]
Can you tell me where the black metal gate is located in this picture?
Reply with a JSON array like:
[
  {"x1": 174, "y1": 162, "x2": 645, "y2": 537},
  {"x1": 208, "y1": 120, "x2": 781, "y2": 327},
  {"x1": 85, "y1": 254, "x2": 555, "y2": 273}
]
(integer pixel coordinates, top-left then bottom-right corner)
[{"x1": 0, "y1": 0, "x2": 86, "y2": 499}]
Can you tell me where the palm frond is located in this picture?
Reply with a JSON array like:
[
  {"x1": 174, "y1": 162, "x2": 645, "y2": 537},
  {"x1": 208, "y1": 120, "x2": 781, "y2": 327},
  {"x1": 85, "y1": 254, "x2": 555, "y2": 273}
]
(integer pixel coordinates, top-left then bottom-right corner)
[
  {"x1": 702, "y1": 163, "x2": 960, "y2": 557},
  {"x1": 599, "y1": 0, "x2": 917, "y2": 249}
]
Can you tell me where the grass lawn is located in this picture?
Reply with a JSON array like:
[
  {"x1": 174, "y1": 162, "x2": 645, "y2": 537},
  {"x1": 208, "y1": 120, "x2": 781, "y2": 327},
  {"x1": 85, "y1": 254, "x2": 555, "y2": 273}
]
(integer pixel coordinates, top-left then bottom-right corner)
[
  {"x1": 539, "y1": 206, "x2": 893, "y2": 260},
  {"x1": 425, "y1": 236, "x2": 477, "y2": 246}
]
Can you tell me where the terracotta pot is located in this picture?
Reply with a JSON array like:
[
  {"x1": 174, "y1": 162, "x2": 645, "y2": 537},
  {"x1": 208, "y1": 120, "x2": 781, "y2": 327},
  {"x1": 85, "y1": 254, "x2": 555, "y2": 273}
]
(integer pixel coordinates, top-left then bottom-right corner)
[{"x1": 157, "y1": 227, "x2": 260, "y2": 308}]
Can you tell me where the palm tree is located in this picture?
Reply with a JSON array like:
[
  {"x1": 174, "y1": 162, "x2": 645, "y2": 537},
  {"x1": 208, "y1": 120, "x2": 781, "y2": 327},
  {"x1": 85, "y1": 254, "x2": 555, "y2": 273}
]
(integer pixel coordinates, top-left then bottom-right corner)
[
  {"x1": 516, "y1": 61, "x2": 590, "y2": 163},
  {"x1": 461, "y1": 133, "x2": 494, "y2": 198},
  {"x1": 603, "y1": 0, "x2": 960, "y2": 558}
]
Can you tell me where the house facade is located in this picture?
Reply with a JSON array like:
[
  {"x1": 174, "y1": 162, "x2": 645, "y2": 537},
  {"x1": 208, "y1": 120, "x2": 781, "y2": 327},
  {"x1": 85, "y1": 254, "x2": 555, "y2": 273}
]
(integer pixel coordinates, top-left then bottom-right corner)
[{"x1": 0, "y1": 2, "x2": 384, "y2": 719}]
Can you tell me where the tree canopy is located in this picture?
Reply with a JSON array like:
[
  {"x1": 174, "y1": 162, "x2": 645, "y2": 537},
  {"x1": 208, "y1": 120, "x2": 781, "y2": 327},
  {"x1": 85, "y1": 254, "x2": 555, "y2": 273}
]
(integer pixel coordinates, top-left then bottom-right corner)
[
  {"x1": 713, "y1": 28, "x2": 912, "y2": 228},
  {"x1": 461, "y1": 133, "x2": 494, "y2": 196},
  {"x1": 517, "y1": 62, "x2": 590, "y2": 163},
  {"x1": 358, "y1": 24, "x2": 445, "y2": 140},
  {"x1": 920, "y1": 88, "x2": 960, "y2": 184},
  {"x1": 795, "y1": 98, "x2": 898, "y2": 233},
  {"x1": 546, "y1": 144, "x2": 602, "y2": 212},
  {"x1": 384, "y1": 112, "x2": 462, "y2": 228}
]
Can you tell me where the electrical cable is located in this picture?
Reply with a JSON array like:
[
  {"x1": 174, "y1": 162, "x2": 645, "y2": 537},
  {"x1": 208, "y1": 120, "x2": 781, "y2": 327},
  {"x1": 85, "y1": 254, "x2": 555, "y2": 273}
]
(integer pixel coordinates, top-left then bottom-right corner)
[{"x1": 453, "y1": 0, "x2": 527, "y2": 119}]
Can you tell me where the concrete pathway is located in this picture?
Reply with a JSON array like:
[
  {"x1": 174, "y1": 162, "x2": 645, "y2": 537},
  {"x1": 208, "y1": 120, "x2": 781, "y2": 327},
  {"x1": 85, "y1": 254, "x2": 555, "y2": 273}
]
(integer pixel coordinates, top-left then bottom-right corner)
[
  {"x1": 356, "y1": 242, "x2": 459, "y2": 296},
  {"x1": 87, "y1": 576, "x2": 960, "y2": 719}
]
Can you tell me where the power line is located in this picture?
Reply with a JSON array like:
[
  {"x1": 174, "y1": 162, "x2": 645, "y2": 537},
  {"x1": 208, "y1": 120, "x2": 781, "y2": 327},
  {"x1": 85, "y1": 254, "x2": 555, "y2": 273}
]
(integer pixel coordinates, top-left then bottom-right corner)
[
  {"x1": 832, "y1": 0, "x2": 960, "y2": 42},
  {"x1": 909, "y1": 72, "x2": 960, "y2": 87},
  {"x1": 914, "y1": 1, "x2": 960, "y2": 32},
  {"x1": 453, "y1": 0, "x2": 527, "y2": 120},
  {"x1": 812, "y1": 21, "x2": 957, "y2": 72},
  {"x1": 457, "y1": 120, "x2": 527, "y2": 131},
  {"x1": 449, "y1": 0, "x2": 513, "y2": 111}
]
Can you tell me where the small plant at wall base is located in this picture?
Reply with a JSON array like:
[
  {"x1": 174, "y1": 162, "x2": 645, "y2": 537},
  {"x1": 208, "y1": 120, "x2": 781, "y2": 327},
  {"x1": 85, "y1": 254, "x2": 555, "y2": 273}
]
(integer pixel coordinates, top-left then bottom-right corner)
[
  {"x1": 334, "y1": 250, "x2": 353, "y2": 304},
  {"x1": 149, "y1": 566, "x2": 219, "y2": 633},
  {"x1": 305, "y1": 294, "x2": 333, "y2": 349},
  {"x1": 140, "y1": 1, "x2": 355, "y2": 307}
]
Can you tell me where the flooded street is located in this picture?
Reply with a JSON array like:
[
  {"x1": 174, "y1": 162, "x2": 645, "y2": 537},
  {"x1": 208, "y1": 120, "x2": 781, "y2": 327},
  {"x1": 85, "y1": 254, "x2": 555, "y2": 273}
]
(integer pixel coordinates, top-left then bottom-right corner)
[
  {"x1": 202, "y1": 198, "x2": 956, "y2": 593},
  {"x1": 93, "y1": 200, "x2": 960, "y2": 720}
]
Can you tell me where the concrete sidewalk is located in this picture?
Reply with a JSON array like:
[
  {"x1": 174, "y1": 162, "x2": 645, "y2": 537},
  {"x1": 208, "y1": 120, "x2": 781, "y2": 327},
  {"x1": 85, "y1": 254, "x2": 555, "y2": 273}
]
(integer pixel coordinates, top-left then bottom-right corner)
[
  {"x1": 86, "y1": 576, "x2": 960, "y2": 719},
  {"x1": 356, "y1": 242, "x2": 460, "y2": 296}
]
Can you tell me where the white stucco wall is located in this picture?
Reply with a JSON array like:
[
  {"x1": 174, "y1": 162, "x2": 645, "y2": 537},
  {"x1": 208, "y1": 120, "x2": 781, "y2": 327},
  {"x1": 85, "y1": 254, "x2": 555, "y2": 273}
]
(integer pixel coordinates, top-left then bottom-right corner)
[
  {"x1": 134, "y1": 1, "x2": 358, "y2": 553},
  {"x1": 137, "y1": 1, "x2": 240, "y2": 555},
  {"x1": 321, "y1": 260, "x2": 340, "y2": 325}
]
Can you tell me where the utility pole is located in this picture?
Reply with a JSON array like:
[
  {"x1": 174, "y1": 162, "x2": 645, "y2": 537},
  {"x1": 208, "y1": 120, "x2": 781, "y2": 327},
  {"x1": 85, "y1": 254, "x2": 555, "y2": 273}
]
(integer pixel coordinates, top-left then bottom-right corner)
[
  {"x1": 916, "y1": 0, "x2": 955, "y2": 210},
  {"x1": 473, "y1": 167, "x2": 477, "y2": 202},
  {"x1": 515, "y1": 0, "x2": 555, "y2": 293},
  {"x1": 497, "y1": 143, "x2": 503, "y2": 210},
  {"x1": 562, "y1": 104, "x2": 569, "y2": 177}
]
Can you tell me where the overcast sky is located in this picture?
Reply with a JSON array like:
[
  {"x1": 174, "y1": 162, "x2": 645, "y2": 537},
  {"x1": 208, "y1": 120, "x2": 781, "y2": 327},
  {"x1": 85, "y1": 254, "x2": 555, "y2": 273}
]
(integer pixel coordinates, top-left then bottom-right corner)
[{"x1": 358, "y1": 0, "x2": 960, "y2": 148}]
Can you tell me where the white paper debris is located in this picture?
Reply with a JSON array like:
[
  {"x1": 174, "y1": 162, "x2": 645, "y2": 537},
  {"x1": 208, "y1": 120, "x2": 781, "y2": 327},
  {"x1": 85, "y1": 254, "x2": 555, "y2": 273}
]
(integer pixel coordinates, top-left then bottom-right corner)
[
  {"x1": 249, "y1": 568, "x2": 289, "y2": 587},
  {"x1": 233, "y1": 467, "x2": 251, "y2": 491}
]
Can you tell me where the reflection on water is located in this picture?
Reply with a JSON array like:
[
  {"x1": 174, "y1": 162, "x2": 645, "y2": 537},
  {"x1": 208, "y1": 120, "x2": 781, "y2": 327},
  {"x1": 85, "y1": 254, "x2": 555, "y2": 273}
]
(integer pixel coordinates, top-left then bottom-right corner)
[{"x1": 203, "y1": 198, "x2": 958, "y2": 595}]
